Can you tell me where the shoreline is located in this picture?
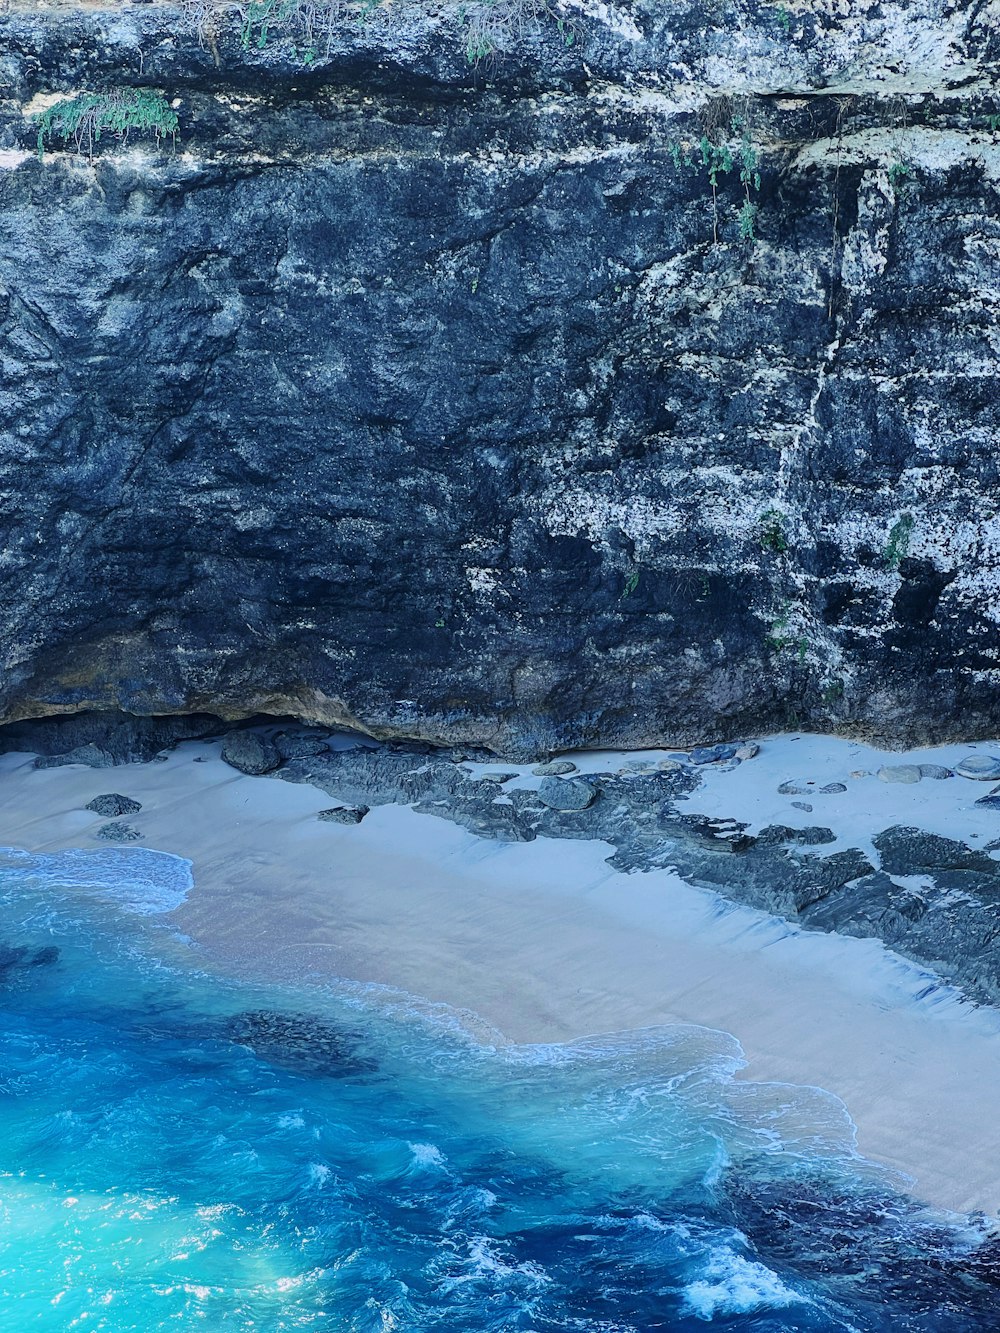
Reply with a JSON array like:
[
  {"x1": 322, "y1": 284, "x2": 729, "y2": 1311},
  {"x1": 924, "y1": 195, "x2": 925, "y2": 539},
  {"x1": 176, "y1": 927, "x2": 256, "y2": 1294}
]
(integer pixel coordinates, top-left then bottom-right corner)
[{"x1": 1, "y1": 736, "x2": 1000, "y2": 1215}]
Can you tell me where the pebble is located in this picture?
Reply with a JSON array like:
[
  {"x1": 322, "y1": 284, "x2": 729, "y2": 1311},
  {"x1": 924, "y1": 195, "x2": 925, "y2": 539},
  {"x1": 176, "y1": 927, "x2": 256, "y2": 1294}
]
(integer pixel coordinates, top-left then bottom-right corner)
[
  {"x1": 918, "y1": 763, "x2": 954, "y2": 779},
  {"x1": 85, "y1": 793, "x2": 142, "y2": 817},
  {"x1": 318, "y1": 805, "x2": 369, "y2": 824},
  {"x1": 690, "y1": 744, "x2": 738, "y2": 765},
  {"x1": 735, "y1": 742, "x2": 760, "y2": 760},
  {"x1": 532, "y1": 761, "x2": 577, "y2": 777},
  {"x1": 537, "y1": 777, "x2": 598, "y2": 811},
  {"x1": 878, "y1": 764, "x2": 922, "y2": 784},
  {"x1": 791, "y1": 801, "x2": 813, "y2": 812},
  {"x1": 954, "y1": 755, "x2": 1000, "y2": 781}
]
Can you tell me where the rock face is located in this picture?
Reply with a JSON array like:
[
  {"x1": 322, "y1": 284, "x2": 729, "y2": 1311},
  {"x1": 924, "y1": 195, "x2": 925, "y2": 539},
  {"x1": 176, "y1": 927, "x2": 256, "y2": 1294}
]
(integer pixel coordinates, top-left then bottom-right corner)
[{"x1": 0, "y1": 2, "x2": 999, "y2": 757}]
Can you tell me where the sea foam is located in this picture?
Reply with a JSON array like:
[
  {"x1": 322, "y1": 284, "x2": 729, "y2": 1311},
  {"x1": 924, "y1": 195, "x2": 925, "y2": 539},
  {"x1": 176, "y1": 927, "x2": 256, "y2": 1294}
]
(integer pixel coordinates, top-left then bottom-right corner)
[{"x1": 0, "y1": 845, "x2": 193, "y2": 914}]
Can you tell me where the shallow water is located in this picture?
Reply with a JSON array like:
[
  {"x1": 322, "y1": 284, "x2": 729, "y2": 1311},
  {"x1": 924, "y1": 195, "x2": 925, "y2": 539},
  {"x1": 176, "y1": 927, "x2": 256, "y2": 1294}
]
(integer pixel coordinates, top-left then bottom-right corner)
[{"x1": 0, "y1": 847, "x2": 998, "y2": 1331}]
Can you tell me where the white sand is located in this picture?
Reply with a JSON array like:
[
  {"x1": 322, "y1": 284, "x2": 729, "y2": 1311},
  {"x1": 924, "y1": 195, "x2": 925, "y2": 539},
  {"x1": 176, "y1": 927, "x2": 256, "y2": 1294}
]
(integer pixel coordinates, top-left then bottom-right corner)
[{"x1": 1, "y1": 734, "x2": 1000, "y2": 1215}]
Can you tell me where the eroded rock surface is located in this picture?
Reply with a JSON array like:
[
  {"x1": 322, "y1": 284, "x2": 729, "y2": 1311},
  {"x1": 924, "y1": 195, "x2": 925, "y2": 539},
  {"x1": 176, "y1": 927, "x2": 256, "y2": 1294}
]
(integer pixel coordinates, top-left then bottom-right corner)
[{"x1": 0, "y1": 3, "x2": 998, "y2": 755}]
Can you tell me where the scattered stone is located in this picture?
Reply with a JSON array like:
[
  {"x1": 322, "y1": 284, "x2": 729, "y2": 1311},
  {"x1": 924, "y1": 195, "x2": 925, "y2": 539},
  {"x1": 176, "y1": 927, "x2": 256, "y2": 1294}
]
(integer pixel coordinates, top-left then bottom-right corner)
[
  {"x1": 735, "y1": 742, "x2": 760, "y2": 760},
  {"x1": 791, "y1": 801, "x2": 813, "y2": 812},
  {"x1": 975, "y1": 794, "x2": 1000, "y2": 810},
  {"x1": 918, "y1": 763, "x2": 954, "y2": 779},
  {"x1": 690, "y1": 744, "x2": 738, "y2": 765},
  {"x1": 537, "y1": 776, "x2": 598, "y2": 811},
  {"x1": 818, "y1": 782, "x2": 847, "y2": 794},
  {"x1": 877, "y1": 765, "x2": 922, "y2": 784},
  {"x1": 623, "y1": 759, "x2": 656, "y2": 772},
  {"x1": 479, "y1": 770, "x2": 518, "y2": 783},
  {"x1": 656, "y1": 758, "x2": 685, "y2": 773},
  {"x1": 532, "y1": 760, "x2": 577, "y2": 776},
  {"x1": 717, "y1": 759, "x2": 743, "y2": 773},
  {"x1": 96, "y1": 821, "x2": 142, "y2": 841},
  {"x1": 850, "y1": 770, "x2": 870, "y2": 779},
  {"x1": 221, "y1": 730, "x2": 282, "y2": 776},
  {"x1": 778, "y1": 780, "x2": 815, "y2": 795},
  {"x1": 954, "y1": 754, "x2": 1000, "y2": 781},
  {"x1": 318, "y1": 805, "x2": 369, "y2": 824},
  {"x1": 85, "y1": 793, "x2": 142, "y2": 817}
]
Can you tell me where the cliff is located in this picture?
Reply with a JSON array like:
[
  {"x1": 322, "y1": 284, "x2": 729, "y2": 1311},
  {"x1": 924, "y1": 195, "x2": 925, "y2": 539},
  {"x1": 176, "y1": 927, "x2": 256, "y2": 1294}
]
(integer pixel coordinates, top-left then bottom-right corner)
[{"x1": 1, "y1": 0, "x2": 999, "y2": 758}]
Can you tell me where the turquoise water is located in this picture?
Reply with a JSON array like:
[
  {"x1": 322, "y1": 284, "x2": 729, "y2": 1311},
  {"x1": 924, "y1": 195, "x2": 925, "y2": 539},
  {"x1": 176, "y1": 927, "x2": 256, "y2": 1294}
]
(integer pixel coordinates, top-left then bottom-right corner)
[{"x1": 0, "y1": 847, "x2": 998, "y2": 1331}]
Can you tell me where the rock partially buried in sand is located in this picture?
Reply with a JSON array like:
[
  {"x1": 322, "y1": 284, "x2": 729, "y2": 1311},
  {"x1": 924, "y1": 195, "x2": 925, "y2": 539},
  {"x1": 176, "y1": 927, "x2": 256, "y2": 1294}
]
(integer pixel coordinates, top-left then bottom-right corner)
[
  {"x1": 780, "y1": 778, "x2": 846, "y2": 796},
  {"x1": 532, "y1": 760, "x2": 577, "y2": 776},
  {"x1": 35, "y1": 743, "x2": 114, "y2": 770},
  {"x1": 96, "y1": 821, "x2": 142, "y2": 841},
  {"x1": 734, "y1": 742, "x2": 760, "y2": 760},
  {"x1": 954, "y1": 755, "x2": 1000, "y2": 781},
  {"x1": 878, "y1": 765, "x2": 922, "y2": 784},
  {"x1": 656, "y1": 758, "x2": 686, "y2": 773},
  {"x1": 918, "y1": 763, "x2": 954, "y2": 779},
  {"x1": 791, "y1": 801, "x2": 813, "y2": 812},
  {"x1": 221, "y1": 731, "x2": 282, "y2": 776},
  {"x1": 318, "y1": 805, "x2": 369, "y2": 825},
  {"x1": 537, "y1": 776, "x2": 598, "y2": 811},
  {"x1": 85, "y1": 793, "x2": 142, "y2": 817},
  {"x1": 757, "y1": 824, "x2": 836, "y2": 846},
  {"x1": 690, "y1": 744, "x2": 737, "y2": 765},
  {"x1": 479, "y1": 770, "x2": 518, "y2": 783}
]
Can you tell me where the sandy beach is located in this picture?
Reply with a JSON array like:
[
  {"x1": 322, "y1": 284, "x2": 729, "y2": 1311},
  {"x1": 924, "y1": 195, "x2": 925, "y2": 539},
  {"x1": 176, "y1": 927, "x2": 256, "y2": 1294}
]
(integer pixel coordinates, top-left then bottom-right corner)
[{"x1": 1, "y1": 734, "x2": 1000, "y2": 1217}]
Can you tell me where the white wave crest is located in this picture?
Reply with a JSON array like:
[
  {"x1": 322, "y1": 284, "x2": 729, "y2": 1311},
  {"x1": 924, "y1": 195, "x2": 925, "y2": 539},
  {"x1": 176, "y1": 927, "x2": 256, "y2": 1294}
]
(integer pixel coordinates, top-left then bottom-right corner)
[{"x1": 682, "y1": 1247, "x2": 804, "y2": 1320}]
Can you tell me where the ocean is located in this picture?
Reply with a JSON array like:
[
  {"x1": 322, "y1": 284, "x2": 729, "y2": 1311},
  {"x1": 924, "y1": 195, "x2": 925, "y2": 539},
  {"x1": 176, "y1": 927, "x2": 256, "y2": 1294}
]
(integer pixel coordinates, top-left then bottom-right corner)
[{"x1": 0, "y1": 845, "x2": 997, "y2": 1331}]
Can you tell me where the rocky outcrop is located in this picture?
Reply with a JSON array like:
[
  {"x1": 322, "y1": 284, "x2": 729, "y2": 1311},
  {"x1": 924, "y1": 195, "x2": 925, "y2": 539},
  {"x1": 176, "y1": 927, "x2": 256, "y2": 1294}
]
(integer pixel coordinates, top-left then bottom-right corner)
[
  {"x1": 277, "y1": 741, "x2": 1000, "y2": 1005},
  {"x1": 1, "y1": 2, "x2": 999, "y2": 757}
]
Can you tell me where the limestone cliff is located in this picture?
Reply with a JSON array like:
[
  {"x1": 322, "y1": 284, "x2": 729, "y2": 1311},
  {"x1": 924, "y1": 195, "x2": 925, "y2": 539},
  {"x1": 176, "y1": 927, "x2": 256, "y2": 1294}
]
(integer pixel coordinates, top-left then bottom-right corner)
[{"x1": 1, "y1": 0, "x2": 999, "y2": 757}]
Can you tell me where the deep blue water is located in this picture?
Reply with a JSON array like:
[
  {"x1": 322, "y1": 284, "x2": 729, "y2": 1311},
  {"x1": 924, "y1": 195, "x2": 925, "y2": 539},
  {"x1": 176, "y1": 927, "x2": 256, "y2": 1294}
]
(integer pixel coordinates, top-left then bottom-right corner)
[{"x1": 0, "y1": 846, "x2": 998, "y2": 1331}]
